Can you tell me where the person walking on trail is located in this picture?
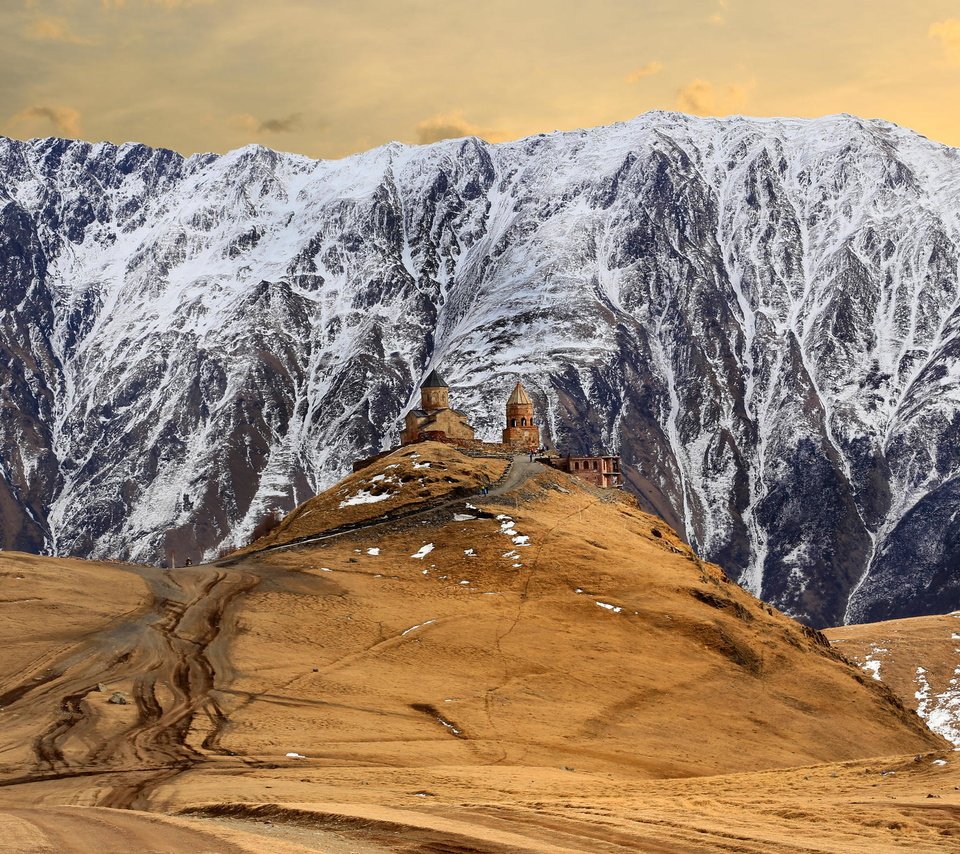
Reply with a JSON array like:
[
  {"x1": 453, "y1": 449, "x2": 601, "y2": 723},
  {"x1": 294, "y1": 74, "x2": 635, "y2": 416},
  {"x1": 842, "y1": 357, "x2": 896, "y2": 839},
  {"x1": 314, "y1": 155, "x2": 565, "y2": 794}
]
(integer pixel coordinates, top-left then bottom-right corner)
[{"x1": 529, "y1": 450, "x2": 535, "y2": 462}]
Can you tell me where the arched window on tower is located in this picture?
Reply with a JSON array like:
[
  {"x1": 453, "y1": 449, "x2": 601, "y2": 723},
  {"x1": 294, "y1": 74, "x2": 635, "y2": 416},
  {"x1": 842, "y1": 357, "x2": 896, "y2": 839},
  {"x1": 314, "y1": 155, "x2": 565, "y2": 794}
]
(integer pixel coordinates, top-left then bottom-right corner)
[
  {"x1": 511, "y1": 418, "x2": 517, "y2": 427},
  {"x1": 521, "y1": 417, "x2": 526, "y2": 426}
]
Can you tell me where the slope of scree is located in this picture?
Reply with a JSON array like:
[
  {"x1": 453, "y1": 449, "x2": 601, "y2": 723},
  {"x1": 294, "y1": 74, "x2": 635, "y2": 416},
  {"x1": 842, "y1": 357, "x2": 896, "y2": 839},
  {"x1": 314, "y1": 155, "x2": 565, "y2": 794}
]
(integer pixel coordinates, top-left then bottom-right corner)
[
  {"x1": 0, "y1": 444, "x2": 954, "y2": 852},
  {"x1": 7, "y1": 113, "x2": 960, "y2": 627}
]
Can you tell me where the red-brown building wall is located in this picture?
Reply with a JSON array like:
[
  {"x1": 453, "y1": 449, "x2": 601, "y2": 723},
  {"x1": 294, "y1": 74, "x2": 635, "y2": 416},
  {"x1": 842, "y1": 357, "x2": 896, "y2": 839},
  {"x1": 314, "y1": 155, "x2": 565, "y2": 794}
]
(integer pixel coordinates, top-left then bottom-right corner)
[{"x1": 553, "y1": 456, "x2": 622, "y2": 488}]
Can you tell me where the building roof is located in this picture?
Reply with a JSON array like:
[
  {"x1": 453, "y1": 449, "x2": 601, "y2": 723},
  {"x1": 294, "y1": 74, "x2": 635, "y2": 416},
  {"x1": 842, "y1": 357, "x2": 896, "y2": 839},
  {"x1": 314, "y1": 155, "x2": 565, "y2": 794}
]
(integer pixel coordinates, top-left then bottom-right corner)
[
  {"x1": 507, "y1": 380, "x2": 532, "y2": 406},
  {"x1": 422, "y1": 368, "x2": 448, "y2": 389},
  {"x1": 564, "y1": 453, "x2": 619, "y2": 460},
  {"x1": 411, "y1": 408, "x2": 472, "y2": 421}
]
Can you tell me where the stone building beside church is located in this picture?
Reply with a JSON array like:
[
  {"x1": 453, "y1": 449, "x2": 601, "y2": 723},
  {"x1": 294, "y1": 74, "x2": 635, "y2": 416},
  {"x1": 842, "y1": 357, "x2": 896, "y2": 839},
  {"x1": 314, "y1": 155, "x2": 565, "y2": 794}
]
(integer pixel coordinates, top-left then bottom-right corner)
[{"x1": 552, "y1": 454, "x2": 622, "y2": 489}]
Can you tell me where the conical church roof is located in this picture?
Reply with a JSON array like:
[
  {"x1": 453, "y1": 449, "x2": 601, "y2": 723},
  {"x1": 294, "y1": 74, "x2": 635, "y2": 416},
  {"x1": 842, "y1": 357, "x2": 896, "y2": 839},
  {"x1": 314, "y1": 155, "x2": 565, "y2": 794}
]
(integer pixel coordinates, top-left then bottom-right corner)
[
  {"x1": 507, "y1": 381, "x2": 532, "y2": 405},
  {"x1": 422, "y1": 368, "x2": 448, "y2": 389}
]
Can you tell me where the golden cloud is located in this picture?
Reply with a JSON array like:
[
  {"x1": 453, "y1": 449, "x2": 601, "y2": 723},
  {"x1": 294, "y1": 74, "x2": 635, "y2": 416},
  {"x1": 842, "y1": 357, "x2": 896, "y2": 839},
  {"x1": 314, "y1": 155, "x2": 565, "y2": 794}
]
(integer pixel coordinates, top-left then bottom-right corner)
[
  {"x1": 675, "y1": 78, "x2": 751, "y2": 115},
  {"x1": 9, "y1": 105, "x2": 83, "y2": 137},
  {"x1": 24, "y1": 16, "x2": 89, "y2": 44},
  {"x1": 229, "y1": 112, "x2": 303, "y2": 134},
  {"x1": 415, "y1": 111, "x2": 503, "y2": 145},
  {"x1": 709, "y1": 0, "x2": 729, "y2": 26},
  {"x1": 625, "y1": 61, "x2": 664, "y2": 83},
  {"x1": 929, "y1": 18, "x2": 960, "y2": 64},
  {"x1": 100, "y1": 0, "x2": 218, "y2": 8}
]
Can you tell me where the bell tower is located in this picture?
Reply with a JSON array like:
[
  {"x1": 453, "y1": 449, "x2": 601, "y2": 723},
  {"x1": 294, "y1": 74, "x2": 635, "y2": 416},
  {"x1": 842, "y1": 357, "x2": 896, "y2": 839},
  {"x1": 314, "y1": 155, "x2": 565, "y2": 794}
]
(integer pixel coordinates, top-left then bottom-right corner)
[
  {"x1": 420, "y1": 368, "x2": 449, "y2": 411},
  {"x1": 400, "y1": 366, "x2": 475, "y2": 445},
  {"x1": 502, "y1": 380, "x2": 540, "y2": 449}
]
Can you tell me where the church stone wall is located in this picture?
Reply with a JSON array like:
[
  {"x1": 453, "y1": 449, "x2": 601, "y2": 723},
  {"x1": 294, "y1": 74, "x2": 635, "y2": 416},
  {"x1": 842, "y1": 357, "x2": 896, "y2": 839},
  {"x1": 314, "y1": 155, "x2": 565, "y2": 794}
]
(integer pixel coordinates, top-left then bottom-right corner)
[
  {"x1": 421, "y1": 387, "x2": 449, "y2": 410},
  {"x1": 425, "y1": 408, "x2": 475, "y2": 441}
]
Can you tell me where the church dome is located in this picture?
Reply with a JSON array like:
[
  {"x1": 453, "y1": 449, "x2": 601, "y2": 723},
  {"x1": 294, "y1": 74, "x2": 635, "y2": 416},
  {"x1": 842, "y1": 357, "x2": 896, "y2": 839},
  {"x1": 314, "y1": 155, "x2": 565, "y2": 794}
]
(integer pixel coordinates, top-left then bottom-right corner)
[
  {"x1": 422, "y1": 369, "x2": 448, "y2": 389},
  {"x1": 507, "y1": 381, "x2": 532, "y2": 405}
]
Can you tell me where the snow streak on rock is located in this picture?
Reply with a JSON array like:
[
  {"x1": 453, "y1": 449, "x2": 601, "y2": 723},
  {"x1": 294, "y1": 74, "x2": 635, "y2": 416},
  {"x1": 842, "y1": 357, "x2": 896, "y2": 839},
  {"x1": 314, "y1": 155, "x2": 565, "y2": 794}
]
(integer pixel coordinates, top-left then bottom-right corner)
[{"x1": 3, "y1": 113, "x2": 960, "y2": 626}]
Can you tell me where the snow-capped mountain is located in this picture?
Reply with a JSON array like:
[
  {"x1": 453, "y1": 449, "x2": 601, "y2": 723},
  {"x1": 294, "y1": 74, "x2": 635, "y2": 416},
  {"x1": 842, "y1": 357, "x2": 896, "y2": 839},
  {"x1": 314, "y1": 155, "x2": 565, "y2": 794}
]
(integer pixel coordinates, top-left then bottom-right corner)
[{"x1": 3, "y1": 112, "x2": 960, "y2": 627}]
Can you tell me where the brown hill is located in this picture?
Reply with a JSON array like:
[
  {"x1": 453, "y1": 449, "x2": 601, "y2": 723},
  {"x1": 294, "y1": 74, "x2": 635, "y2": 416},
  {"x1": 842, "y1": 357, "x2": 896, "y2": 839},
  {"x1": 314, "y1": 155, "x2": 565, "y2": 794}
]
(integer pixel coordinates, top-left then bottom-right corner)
[
  {"x1": 826, "y1": 613, "x2": 960, "y2": 747},
  {"x1": 0, "y1": 442, "x2": 955, "y2": 852}
]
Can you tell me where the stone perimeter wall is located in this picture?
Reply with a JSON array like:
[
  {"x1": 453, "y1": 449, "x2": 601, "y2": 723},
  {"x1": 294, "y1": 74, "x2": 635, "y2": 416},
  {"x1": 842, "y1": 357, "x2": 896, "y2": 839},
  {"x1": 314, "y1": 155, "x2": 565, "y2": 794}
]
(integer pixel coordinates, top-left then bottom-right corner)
[{"x1": 352, "y1": 436, "x2": 529, "y2": 472}]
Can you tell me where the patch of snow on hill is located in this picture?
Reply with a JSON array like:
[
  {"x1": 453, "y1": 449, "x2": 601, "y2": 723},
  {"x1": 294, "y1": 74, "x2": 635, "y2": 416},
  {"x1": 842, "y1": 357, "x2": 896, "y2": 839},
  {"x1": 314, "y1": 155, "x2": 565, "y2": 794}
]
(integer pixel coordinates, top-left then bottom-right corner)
[
  {"x1": 861, "y1": 644, "x2": 888, "y2": 681},
  {"x1": 339, "y1": 490, "x2": 392, "y2": 508},
  {"x1": 915, "y1": 664, "x2": 960, "y2": 746}
]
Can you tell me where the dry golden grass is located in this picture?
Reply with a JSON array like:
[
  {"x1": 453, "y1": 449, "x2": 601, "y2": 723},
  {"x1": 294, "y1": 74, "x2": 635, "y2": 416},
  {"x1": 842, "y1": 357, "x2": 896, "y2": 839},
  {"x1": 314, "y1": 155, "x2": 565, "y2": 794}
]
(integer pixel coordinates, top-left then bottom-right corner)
[
  {"x1": 827, "y1": 613, "x2": 960, "y2": 739},
  {"x1": 240, "y1": 442, "x2": 508, "y2": 552}
]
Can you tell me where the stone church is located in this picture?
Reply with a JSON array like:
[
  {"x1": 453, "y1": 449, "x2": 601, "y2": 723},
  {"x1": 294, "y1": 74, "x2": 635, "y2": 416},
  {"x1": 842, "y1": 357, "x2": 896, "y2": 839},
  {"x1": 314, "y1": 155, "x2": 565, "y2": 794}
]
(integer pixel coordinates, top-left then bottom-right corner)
[
  {"x1": 400, "y1": 369, "x2": 476, "y2": 445},
  {"x1": 393, "y1": 371, "x2": 621, "y2": 488},
  {"x1": 400, "y1": 371, "x2": 540, "y2": 451}
]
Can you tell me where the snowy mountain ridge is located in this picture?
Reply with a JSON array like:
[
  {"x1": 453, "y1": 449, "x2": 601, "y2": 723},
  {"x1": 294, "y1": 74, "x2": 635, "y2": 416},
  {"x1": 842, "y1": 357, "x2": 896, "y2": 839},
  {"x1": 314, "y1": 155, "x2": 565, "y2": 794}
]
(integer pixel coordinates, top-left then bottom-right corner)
[{"x1": 3, "y1": 111, "x2": 960, "y2": 626}]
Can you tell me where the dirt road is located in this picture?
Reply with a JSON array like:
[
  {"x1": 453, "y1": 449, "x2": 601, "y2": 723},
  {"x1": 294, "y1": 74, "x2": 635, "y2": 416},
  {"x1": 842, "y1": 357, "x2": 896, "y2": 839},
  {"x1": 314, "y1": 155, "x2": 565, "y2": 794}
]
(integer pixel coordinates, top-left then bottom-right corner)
[{"x1": 247, "y1": 453, "x2": 542, "y2": 557}]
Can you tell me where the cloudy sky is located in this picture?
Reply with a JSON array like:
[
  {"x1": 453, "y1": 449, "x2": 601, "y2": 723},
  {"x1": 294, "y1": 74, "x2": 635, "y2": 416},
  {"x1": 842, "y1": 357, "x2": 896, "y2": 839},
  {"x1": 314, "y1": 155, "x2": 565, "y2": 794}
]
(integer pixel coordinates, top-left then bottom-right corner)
[{"x1": 3, "y1": 1, "x2": 960, "y2": 159}]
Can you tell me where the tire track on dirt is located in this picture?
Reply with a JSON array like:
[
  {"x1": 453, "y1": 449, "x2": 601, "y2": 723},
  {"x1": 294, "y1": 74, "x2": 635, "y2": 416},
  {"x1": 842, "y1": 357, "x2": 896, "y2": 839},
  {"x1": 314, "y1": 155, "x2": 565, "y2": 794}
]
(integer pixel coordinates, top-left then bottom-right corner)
[{"x1": 0, "y1": 566, "x2": 258, "y2": 810}]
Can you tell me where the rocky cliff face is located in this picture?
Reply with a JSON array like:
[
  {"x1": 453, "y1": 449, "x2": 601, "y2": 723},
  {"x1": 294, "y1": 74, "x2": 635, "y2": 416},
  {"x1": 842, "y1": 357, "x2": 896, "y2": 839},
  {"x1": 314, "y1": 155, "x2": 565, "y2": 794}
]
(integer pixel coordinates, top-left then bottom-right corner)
[{"x1": 3, "y1": 113, "x2": 960, "y2": 626}]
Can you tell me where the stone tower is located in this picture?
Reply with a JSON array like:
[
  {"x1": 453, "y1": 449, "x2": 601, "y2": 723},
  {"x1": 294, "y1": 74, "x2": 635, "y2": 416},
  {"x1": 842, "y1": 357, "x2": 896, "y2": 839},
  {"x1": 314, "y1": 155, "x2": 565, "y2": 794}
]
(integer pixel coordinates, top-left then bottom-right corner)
[
  {"x1": 502, "y1": 380, "x2": 540, "y2": 449},
  {"x1": 420, "y1": 368, "x2": 449, "y2": 410}
]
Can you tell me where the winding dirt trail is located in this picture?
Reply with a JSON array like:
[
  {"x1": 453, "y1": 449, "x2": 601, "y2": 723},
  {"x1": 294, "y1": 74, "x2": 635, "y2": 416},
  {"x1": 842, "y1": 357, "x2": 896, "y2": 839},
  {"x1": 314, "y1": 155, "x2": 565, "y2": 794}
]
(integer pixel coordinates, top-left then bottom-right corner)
[{"x1": 0, "y1": 564, "x2": 258, "y2": 809}]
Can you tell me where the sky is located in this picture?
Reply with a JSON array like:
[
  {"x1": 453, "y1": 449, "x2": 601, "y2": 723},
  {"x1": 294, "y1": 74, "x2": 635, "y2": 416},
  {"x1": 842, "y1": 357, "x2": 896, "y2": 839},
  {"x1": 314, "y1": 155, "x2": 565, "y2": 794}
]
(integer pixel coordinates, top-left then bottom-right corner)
[{"x1": 2, "y1": 1, "x2": 960, "y2": 160}]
